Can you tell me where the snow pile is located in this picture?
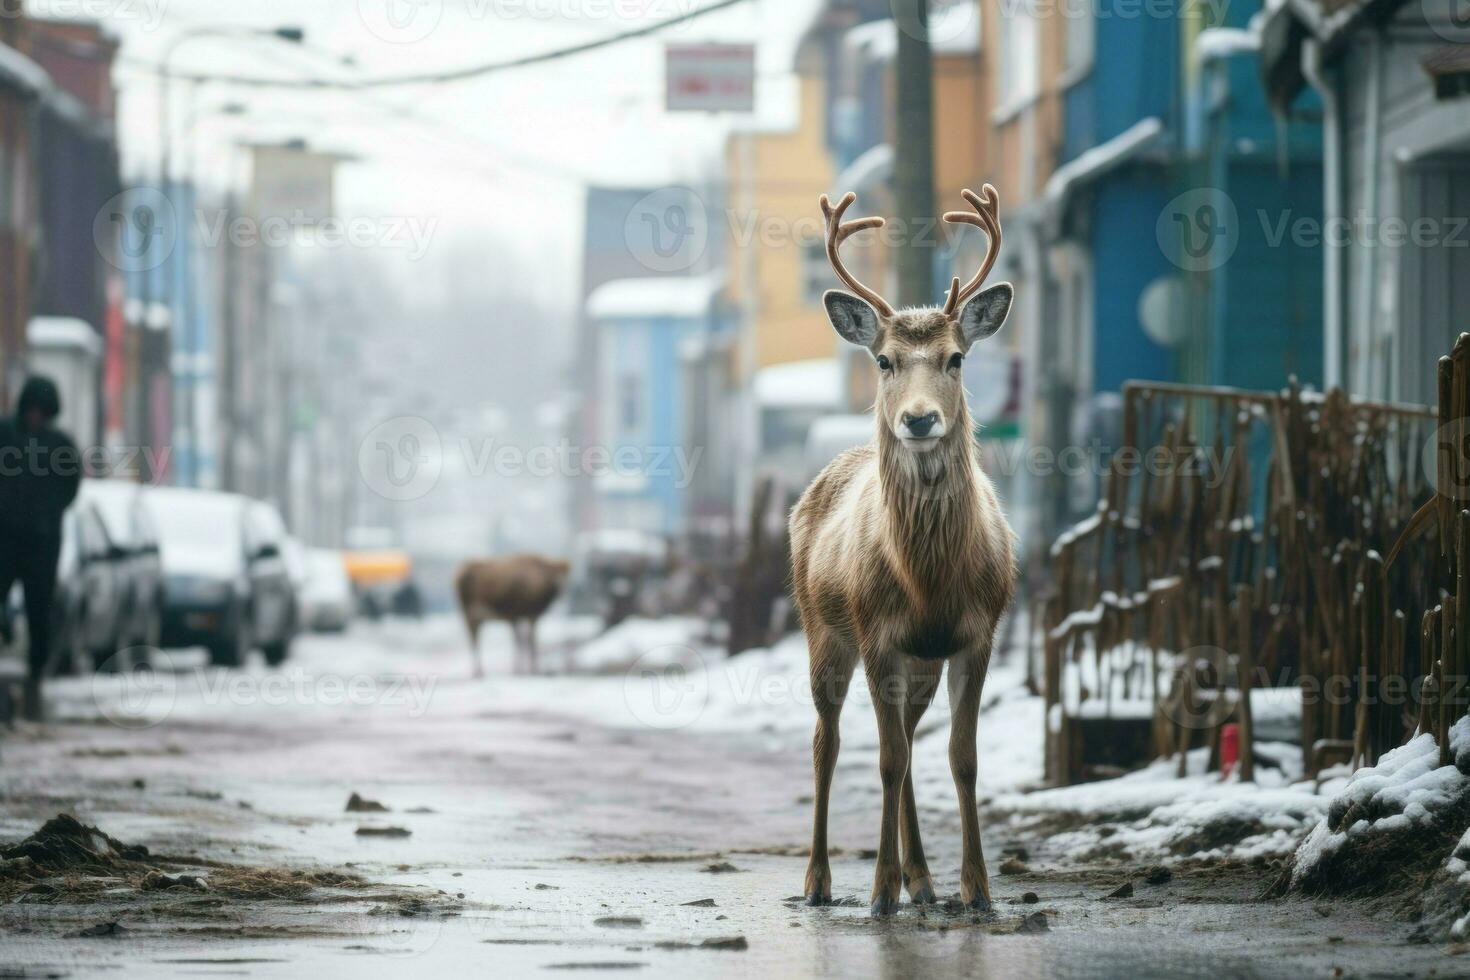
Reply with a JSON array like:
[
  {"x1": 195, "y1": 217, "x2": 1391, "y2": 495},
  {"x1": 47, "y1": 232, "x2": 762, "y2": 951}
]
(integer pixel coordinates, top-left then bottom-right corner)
[
  {"x1": 569, "y1": 616, "x2": 712, "y2": 673},
  {"x1": 675, "y1": 631, "x2": 1046, "y2": 800},
  {"x1": 995, "y1": 744, "x2": 1325, "y2": 866},
  {"x1": 540, "y1": 623, "x2": 1047, "y2": 800},
  {"x1": 1445, "y1": 830, "x2": 1470, "y2": 939},
  {"x1": 1291, "y1": 720, "x2": 1470, "y2": 885},
  {"x1": 1288, "y1": 717, "x2": 1470, "y2": 903}
]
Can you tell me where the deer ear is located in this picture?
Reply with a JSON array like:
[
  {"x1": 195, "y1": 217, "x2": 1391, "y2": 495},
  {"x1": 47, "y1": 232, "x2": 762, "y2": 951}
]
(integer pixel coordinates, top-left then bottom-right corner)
[
  {"x1": 958, "y1": 282, "x2": 1012, "y2": 348},
  {"x1": 824, "y1": 289, "x2": 880, "y2": 348}
]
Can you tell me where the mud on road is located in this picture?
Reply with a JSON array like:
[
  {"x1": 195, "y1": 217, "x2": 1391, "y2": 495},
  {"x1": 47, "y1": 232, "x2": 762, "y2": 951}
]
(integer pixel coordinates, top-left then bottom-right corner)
[{"x1": 0, "y1": 629, "x2": 1463, "y2": 978}]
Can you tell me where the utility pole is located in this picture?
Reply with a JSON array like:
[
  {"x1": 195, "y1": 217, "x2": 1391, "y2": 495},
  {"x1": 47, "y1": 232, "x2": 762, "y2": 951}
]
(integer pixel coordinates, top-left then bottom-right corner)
[
  {"x1": 892, "y1": 0, "x2": 936, "y2": 307},
  {"x1": 0, "y1": 0, "x2": 25, "y2": 407},
  {"x1": 0, "y1": 0, "x2": 23, "y2": 48}
]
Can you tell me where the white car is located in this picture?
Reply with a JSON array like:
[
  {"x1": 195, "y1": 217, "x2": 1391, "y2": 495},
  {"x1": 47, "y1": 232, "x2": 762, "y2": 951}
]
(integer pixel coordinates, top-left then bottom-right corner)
[
  {"x1": 147, "y1": 489, "x2": 297, "y2": 667},
  {"x1": 299, "y1": 549, "x2": 354, "y2": 633}
]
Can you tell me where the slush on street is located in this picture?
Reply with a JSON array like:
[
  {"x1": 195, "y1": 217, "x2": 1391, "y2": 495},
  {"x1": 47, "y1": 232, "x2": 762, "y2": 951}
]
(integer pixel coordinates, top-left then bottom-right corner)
[{"x1": 3, "y1": 1, "x2": 1470, "y2": 977}]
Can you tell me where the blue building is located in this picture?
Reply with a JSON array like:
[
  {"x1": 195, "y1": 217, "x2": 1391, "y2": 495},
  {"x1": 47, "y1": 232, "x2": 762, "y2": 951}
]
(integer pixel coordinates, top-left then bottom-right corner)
[
  {"x1": 1020, "y1": 0, "x2": 1325, "y2": 545},
  {"x1": 1183, "y1": 24, "x2": 1325, "y2": 392},
  {"x1": 119, "y1": 179, "x2": 216, "y2": 488},
  {"x1": 1261, "y1": 0, "x2": 1470, "y2": 403},
  {"x1": 583, "y1": 273, "x2": 728, "y2": 537},
  {"x1": 1045, "y1": 0, "x2": 1323, "y2": 401}
]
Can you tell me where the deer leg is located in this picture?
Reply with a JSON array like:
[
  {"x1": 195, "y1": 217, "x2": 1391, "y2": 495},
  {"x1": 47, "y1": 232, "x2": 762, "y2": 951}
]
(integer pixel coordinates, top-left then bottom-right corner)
[
  {"x1": 867, "y1": 652, "x2": 909, "y2": 917},
  {"x1": 901, "y1": 657, "x2": 943, "y2": 904},
  {"x1": 466, "y1": 617, "x2": 483, "y2": 678},
  {"x1": 526, "y1": 619, "x2": 540, "y2": 675},
  {"x1": 949, "y1": 647, "x2": 992, "y2": 912},
  {"x1": 805, "y1": 633, "x2": 854, "y2": 906},
  {"x1": 513, "y1": 621, "x2": 530, "y2": 675}
]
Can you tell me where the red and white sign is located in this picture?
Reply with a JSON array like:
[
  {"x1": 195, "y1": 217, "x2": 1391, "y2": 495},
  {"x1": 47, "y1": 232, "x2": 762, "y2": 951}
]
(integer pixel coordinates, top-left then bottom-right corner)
[{"x1": 665, "y1": 43, "x2": 755, "y2": 113}]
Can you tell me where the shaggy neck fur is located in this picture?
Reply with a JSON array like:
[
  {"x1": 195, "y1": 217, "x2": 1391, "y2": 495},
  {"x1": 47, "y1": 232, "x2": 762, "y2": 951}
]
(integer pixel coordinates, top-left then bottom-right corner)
[{"x1": 876, "y1": 394, "x2": 980, "y2": 594}]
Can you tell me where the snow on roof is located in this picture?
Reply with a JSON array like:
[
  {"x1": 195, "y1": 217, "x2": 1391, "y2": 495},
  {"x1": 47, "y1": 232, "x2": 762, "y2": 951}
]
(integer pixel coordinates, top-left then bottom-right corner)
[
  {"x1": 832, "y1": 143, "x2": 893, "y2": 196},
  {"x1": 844, "y1": 2, "x2": 981, "y2": 60},
  {"x1": 0, "y1": 42, "x2": 51, "y2": 96},
  {"x1": 0, "y1": 45, "x2": 106, "y2": 135},
  {"x1": 1041, "y1": 117, "x2": 1165, "y2": 235},
  {"x1": 807, "y1": 414, "x2": 873, "y2": 450},
  {"x1": 755, "y1": 358, "x2": 841, "y2": 408},
  {"x1": 28, "y1": 316, "x2": 102, "y2": 358},
  {"x1": 805, "y1": 414, "x2": 874, "y2": 473},
  {"x1": 586, "y1": 273, "x2": 723, "y2": 321},
  {"x1": 79, "y1": 479, "x2": 140, "y2": 540},
  {"x1": 575, "y1": 528, "x2": 669, "y2": 561},
  {"x1": 1195, "y1": 27, "x2": 1261, "y2": 64}
]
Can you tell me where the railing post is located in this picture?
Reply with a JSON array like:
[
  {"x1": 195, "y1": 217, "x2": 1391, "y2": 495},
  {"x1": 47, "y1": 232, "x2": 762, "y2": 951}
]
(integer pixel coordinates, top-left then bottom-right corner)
[{"x1": 1236, "y1": 584, "x2": 1256, "y2": 782}]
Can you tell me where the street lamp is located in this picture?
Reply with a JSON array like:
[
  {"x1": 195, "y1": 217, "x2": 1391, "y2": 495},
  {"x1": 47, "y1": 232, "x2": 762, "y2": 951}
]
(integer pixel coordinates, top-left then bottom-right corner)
[
  {"x1": 154, "y1": 25, "x2": 302, "y2": 489},
  {"x1": 158, "y1": 26, "x2": 305, "y2": 186}
]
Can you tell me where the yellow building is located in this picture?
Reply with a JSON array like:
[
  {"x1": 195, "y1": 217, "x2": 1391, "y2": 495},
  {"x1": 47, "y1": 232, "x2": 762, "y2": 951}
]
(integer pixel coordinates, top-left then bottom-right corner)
[
  {"x1": 722, "y1": 63, "x2": 836, "y2": 377},
  {"x1": 718, "y1": 1, "x2": 1067, "y2": 493}
]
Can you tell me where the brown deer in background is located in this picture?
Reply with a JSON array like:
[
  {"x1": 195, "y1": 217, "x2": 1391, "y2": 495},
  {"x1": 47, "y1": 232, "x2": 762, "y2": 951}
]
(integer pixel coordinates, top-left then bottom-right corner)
[
  {"x1": 789, "y1": 187, "x2": 1017, "y2": 917},
  {"x1": 456, "y1": 554, "x2": 571, "y2": 676}
]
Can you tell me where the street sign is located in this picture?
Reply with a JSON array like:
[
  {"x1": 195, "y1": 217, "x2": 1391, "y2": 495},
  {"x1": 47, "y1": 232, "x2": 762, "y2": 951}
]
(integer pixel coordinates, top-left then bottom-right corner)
[
  {"x1": 665, "y1": 43, "x2": 755, "y2": 113},
  {"x1": 249, "y1": 144, "x2": 338, "y2": 225}
]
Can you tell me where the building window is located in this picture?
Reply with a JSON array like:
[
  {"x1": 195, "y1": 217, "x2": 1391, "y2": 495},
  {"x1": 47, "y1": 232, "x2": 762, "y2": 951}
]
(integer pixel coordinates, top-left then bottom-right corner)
[
  {"x1": 1062, "y1": 0, "x2": 1095, "y2": 81},
  {"x1": 801, "y1": 242, "x2": 830, "y2": 306},
  {"x1": 997, "y1": 0, "x2": 1041, "y2": 115},
  {"x1": 0, "y1": 138, "x2": 12, "y2": 231},
  {"x1": 619, "y1": 373, "x2": 642, "y2": 430}
]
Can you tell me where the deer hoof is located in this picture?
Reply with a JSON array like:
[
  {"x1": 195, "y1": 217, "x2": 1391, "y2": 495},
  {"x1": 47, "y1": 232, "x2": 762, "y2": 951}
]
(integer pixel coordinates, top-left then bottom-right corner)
[
  {"x1": 870, "y1": 894, "x2": 900, "y2": 918},
  {"x1": 804, "y1": 865, "x2": 831, "y2": 906},
  {"x1": 905, "y1": 872, "x2": 937, "y2": 904},
  {"x1": 965, "y1": 895, "x2": 994, "y2": 916}
]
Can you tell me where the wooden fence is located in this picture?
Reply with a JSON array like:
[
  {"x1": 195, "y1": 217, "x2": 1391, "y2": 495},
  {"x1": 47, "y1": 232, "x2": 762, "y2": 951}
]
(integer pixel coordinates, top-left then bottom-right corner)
[{"x1": 1039, "y1": 372, "x2": 1445, "y2": 785}]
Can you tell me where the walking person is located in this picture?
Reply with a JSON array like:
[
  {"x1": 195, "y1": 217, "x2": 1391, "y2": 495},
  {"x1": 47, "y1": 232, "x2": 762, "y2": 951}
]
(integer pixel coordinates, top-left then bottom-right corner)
[{"x1": 0, "y1": 377, "x2": 82, "y2": 721}]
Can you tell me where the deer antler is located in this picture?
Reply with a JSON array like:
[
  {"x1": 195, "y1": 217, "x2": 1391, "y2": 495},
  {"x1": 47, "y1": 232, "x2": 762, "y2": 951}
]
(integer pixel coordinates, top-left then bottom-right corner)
[
  {"x1": 820, "y1": 191, "x2": 895, "y2": 319},
  {"x1": 941, "y1": 185, "x2": 1002, "y2": 317}
]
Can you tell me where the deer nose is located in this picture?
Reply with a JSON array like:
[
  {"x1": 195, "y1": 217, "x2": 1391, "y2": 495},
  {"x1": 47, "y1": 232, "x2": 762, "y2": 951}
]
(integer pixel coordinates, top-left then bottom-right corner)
[{"x1": 903, "y1": 412, "x2": 939, "y2": 438}]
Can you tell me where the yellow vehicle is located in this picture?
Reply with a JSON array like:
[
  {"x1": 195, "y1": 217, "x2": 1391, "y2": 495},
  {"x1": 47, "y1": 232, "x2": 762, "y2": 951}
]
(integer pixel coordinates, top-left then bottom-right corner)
[{"x1": 342, "y1": 550, "x2": 422, "y2": 619}]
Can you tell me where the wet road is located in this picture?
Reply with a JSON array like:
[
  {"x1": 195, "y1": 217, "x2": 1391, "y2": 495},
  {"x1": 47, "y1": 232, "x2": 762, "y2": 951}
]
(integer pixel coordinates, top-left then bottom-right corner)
[{"x1": 0, "y1": 619, "x2": 1457, "y2": 978}]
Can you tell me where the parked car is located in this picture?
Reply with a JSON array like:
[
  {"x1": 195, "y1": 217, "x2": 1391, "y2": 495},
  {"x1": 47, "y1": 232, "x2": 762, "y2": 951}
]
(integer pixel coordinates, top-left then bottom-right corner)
[
  {"x1": 299, "y1": 548, "x2": 354, "y2": 633},
  {"x1": 282, "y1": 536, "x2": 310, "y2": 598},
  {"x1": 51, "y1": 498, "x2": 128, "y2": 674},
  {"x1": 79, "y1": 479, "x2": 164, "y2": 656},
  {"x1": 146, "y1": 489, "x2": 297, "y2": 667},
  {"x1": 244, "y1": 501, "x2": 298, "y2": 662}
]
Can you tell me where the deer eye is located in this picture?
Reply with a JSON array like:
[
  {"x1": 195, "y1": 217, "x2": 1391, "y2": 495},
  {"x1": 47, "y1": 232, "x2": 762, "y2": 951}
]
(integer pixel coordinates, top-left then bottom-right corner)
[
  {"x1": 948, "y1": 353, "x2": 964, "y2": 371},
  {"x1": 875, "y1": 354, "x2": 892, "y2": 372}
]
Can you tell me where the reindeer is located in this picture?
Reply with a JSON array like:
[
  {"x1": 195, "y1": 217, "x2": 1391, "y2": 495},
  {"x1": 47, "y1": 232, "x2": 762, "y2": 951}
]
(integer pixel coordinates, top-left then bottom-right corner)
[
  {"x1": 456, "y1": 554, "x2": 571, "y2": 676},
  {"x1": 789, "y1": 187, "x2": 1017, "y2": 917}
]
